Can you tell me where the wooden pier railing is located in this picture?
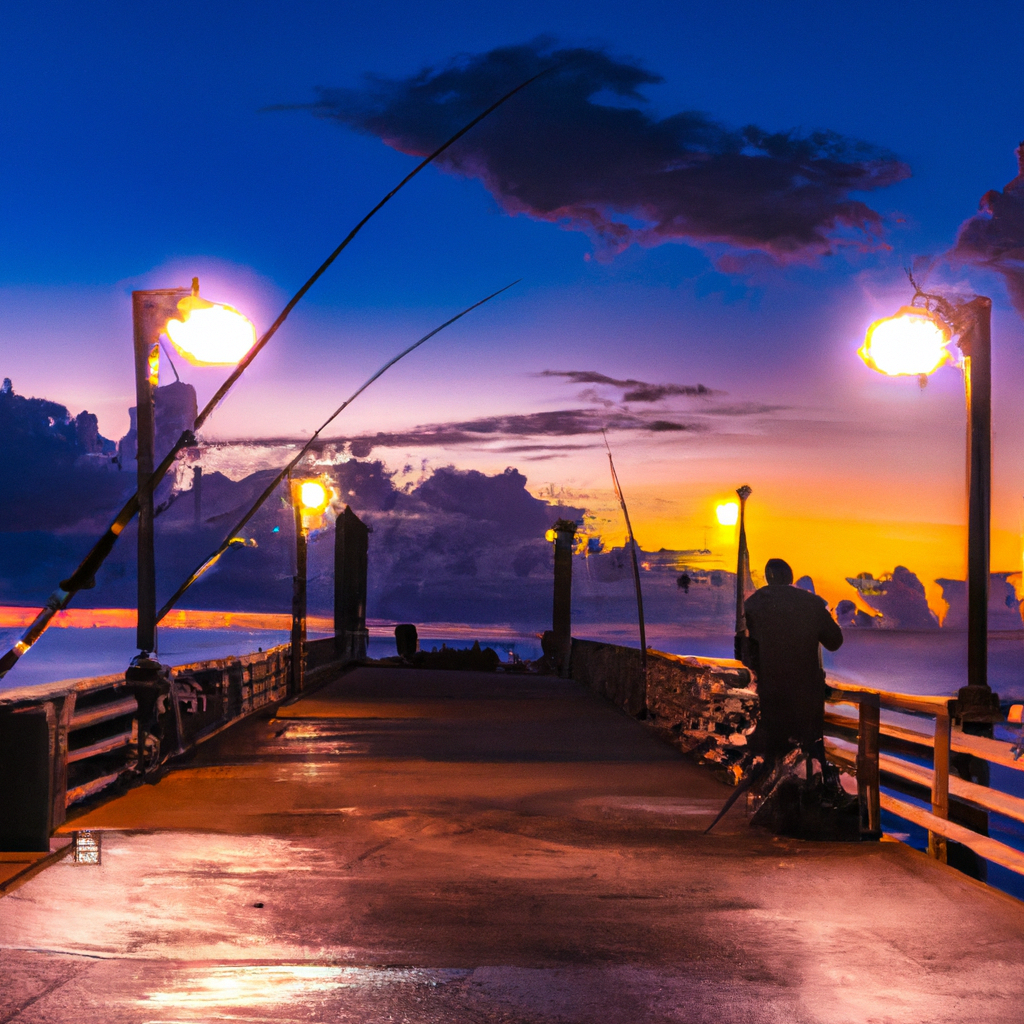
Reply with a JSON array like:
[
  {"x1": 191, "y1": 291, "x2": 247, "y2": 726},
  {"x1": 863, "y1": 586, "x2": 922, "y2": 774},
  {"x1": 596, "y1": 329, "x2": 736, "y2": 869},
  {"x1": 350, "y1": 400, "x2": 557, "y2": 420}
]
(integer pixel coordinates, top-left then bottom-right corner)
[
  {"x1": 0, "y1": 636, "x2": 350, "y2": 852},
  {"x1": 824, "y1": 679, "x2": 1024, "y2": 876}
]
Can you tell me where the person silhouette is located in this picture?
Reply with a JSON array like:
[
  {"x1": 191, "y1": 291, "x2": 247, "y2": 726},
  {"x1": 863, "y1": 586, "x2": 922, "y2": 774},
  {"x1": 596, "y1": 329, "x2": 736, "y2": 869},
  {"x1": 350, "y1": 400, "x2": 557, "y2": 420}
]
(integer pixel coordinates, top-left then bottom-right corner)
[{"x1": 742, "y1": 558, "x2": 844, "y2": 762}]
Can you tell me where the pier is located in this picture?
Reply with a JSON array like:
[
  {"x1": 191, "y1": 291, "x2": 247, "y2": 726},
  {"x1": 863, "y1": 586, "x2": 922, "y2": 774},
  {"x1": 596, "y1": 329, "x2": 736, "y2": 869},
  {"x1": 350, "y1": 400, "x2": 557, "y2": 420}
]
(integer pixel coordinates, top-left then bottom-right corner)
[{"x1": 3, "y1": 659, "x2": 1024, "y2": 1022}]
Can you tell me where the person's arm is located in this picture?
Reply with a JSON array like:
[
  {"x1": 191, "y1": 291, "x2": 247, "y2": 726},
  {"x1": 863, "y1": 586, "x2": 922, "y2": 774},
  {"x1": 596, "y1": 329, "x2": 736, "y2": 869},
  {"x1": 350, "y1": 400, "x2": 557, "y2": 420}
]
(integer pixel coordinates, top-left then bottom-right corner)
[{"x1": 818, "y1": 600, "x2": 844, "y2": 651}]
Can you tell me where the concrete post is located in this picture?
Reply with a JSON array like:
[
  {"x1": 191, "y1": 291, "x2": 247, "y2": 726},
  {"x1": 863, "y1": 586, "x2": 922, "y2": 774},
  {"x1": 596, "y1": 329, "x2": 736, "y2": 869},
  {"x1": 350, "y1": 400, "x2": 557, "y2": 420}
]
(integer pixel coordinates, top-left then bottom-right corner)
[{"x1": 552, "y1": 519, "x2": 577, "y2": 678}]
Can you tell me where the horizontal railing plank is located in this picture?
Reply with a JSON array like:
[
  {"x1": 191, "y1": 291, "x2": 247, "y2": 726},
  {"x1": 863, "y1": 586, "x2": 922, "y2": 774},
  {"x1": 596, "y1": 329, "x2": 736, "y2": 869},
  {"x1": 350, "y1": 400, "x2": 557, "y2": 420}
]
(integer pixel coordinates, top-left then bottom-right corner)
[
  {"x1": 66, "y1": 771, "x2": 122, "y2": 807},
  {"x1": 825, "y1": 711, "x2": 1024, "y2": 771},
  {"x1": 67, "y1": 730, "x2": 133, "y2": 764},
  {"x1": 880, "y1": 793, "x2": 1024, "y2": 877},
  {"x1": 827, "y1": 681, "x2": 954, "y2": 717},
  {"x1": 825, "y1": 739, "x2": 1024, "y2": 824},
  {"x1": 70, "y1": 696, "x2": 137, "y2": 732}
]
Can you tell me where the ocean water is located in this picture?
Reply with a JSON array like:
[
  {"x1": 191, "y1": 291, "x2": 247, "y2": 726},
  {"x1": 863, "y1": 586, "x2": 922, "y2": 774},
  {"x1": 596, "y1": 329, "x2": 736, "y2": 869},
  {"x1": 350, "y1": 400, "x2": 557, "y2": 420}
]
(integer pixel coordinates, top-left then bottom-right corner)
[
  {"x1": 0, "y1": 623, "x2": 544, "y2": 692},
  {"x1": 4, "y1": 621, "x2": 1022, "y2": 699}
]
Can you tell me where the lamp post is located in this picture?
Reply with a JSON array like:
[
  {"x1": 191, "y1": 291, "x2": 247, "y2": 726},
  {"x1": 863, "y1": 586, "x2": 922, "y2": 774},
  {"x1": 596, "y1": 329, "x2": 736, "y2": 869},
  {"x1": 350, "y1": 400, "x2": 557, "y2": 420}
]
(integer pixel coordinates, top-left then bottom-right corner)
[
  {"x1": 131, "y1": 278, "x2": 255, "y2": 658},
  {"x1": 858, "y1": 291, "x2": 1000, "y2": 724},
  {"x1": 289, "y1": 477, "x2": 331, "y2": 694},
  {"x1": 132, "y1": 288, "x2": 188, "y2": 657}
]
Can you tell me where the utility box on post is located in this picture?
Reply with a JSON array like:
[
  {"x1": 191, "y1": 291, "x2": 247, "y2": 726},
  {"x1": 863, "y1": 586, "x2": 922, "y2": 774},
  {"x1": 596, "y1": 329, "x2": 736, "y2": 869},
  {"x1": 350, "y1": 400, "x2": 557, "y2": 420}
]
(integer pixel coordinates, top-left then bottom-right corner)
[{"x1": 335, "y1": 506, "x2": 369, "y2": 662}]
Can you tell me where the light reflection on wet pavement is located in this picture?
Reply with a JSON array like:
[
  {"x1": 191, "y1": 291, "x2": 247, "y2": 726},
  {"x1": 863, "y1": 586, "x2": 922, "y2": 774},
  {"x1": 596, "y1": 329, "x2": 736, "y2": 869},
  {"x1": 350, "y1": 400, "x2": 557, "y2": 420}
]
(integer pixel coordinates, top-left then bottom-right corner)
[{"x1": 4, "y1": 665, "x2": 1024, "y2": 1022}]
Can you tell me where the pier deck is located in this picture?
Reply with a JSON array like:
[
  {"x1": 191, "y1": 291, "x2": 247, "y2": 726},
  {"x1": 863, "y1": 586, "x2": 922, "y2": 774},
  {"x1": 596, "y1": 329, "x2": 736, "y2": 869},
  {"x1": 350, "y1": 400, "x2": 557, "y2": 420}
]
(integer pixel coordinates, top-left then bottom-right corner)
[{"x1": 2, "y1": 664, "x2": 1024, "y2": 1022}]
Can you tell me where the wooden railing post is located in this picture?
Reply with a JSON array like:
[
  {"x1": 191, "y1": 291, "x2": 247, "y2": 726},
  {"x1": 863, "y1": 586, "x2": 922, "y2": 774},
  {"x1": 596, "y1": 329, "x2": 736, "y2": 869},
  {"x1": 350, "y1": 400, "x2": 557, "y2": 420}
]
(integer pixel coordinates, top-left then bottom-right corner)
[
  {"x1": 857, "y1": 696, "x2": 881, "y2": 840},
  {"x1": 930, "y1": 710, "x2": 951, "y2": 862}
]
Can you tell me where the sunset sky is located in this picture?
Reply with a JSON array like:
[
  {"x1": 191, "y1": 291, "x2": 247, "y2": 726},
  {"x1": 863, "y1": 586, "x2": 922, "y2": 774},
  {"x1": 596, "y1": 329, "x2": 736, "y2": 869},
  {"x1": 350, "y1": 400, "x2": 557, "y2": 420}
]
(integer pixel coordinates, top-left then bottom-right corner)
[{"x1": 4, "y1": 0, "x2": 1024, "y2": 614}]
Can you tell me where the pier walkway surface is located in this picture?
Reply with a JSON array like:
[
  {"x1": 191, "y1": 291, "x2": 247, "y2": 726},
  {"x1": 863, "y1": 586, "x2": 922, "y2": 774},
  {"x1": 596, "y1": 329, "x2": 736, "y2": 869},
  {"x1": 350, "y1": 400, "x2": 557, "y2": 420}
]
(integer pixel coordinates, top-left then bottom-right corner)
[{"x1": 3, "y1": 665, "x2": 1024, "y2": 1023}]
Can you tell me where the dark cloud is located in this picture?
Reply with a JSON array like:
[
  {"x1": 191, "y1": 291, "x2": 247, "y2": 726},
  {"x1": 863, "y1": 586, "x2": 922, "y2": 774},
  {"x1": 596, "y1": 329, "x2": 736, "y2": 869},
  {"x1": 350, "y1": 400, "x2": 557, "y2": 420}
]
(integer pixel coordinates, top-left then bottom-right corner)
[
  {"x1": 341, "y1": 407, "x2": 704, "y2": 457},
  {"x1": 698, "y1": 402, "x2": 790, "y2": 417},
  {"x1": 540, "y1": 369, "x2": 718, "y2": 403},
  {"x1": 951, "y1": 145, "x2": 1024, "y2": 316},
  {"x1": 306, "y1": 39, "x2": 910, "y2": 260},
  {"x1": 0, "y1": 378, "x2": 129, "y2": 531}
]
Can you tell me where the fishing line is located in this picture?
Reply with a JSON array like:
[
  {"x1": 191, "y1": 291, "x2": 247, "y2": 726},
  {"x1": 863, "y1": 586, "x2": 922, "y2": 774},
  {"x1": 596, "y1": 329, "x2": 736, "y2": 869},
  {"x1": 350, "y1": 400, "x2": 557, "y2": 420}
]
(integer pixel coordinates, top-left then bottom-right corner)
[{"x1": 0, "y1": 68, "x2": 550, "y2": 679}]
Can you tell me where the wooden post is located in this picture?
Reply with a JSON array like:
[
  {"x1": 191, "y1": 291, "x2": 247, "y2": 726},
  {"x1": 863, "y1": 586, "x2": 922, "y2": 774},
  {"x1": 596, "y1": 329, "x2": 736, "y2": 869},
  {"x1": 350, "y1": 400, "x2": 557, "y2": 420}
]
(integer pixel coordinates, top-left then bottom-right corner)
[
  {"x1": 132, "y1": 293, "x2": 159, "y2": 656},
  {"x1": 857, "y1": 697, "x2": 881, "y2": 840},
  {"x1": 929, "y1": 710, "x2": 951, "y2": 862},
  {"x1": 551, "y1": 519, "x2": 577, "y2": 679},
  {"x1": 131, "y1": 287, "x2": 189, "y2": 656},
  {"x1": 963, "y1": 296, "x2": 991, "y2": 695},
  {"x1": 334, "y1": 506, "x2": 369, "y2": 662},
  {"x1": 290, "y1": 479, "x2": 307, "y2": 695}
]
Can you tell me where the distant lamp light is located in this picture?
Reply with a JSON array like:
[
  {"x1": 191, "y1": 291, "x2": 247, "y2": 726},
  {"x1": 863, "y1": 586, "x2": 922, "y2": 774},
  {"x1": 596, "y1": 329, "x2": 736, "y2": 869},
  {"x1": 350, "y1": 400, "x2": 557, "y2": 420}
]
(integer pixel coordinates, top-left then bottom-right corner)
[
  {"x1": 716, "y1": 502, "x2": 739, "y2": 526},
  {"x1": 545, "y1": 529, "x2": 556, "y2": 543},
  {"x1": 858, "y1": 306, "x2": 953, "y2": 379},
  {"x1": 299, "y1": 480, "x2": 329, "y2": 513},
  {"x1": 165, "y1": 278, "x2": 256, "y2": 367}
]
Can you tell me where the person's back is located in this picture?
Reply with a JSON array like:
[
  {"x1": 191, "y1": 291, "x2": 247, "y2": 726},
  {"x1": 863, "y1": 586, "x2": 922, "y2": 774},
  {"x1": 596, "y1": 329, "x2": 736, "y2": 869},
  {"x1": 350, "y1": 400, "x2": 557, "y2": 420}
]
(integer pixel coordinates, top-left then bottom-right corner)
[{"x1": 743, "y1": 558, "x2": 843, "y2": 757}]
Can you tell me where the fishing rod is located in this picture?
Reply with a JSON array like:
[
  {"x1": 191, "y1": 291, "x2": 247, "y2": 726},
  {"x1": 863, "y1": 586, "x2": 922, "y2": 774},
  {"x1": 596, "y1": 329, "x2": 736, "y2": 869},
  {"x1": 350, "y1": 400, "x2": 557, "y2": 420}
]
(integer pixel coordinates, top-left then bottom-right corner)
[
  {"x1": 602, "y1": 431, "x2": 647, "y2": 695},
  {"x1": 156, "y1": 281, "x2": 519, "y2": 623},
  {"x1": 0, "y1": 70, "x2": 550, "y2": 680},
  {"x1": 734, "y1": 484, "x2": 753, "y2": 661}
]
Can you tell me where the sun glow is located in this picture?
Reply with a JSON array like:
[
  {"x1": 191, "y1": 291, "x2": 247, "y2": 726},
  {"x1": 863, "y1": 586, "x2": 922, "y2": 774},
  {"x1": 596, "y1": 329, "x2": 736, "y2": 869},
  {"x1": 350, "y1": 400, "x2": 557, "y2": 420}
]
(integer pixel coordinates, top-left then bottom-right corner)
[{"x1": 716, "y1": 502, "x2": 739, "y2": 526}]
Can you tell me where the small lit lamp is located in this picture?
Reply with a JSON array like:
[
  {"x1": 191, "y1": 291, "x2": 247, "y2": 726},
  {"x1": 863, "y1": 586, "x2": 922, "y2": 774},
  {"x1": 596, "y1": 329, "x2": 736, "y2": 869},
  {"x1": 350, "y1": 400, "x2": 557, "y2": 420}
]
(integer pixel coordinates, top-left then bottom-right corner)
[
  {"x1": 288, "y1": 476, "x2": 334, "y2": 693},
  {"x1": 858, "y1": 293, "x2": 999, "y2": 722}
]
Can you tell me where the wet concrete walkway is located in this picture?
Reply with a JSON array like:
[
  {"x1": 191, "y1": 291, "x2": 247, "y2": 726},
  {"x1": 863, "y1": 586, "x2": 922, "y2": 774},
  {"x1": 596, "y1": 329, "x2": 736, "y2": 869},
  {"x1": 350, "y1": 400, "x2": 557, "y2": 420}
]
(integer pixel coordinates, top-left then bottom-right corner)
[{"x1": 3, "y1": 665, "x2": 1024, "y2": 1023}]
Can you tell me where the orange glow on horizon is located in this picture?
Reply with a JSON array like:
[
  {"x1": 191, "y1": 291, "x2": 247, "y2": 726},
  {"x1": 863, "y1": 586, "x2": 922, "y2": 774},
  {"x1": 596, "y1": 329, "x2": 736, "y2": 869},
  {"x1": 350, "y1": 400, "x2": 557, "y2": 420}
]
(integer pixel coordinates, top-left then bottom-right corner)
[{"x1": 0, "y1": 607, "x2": 333, "y2": 632}]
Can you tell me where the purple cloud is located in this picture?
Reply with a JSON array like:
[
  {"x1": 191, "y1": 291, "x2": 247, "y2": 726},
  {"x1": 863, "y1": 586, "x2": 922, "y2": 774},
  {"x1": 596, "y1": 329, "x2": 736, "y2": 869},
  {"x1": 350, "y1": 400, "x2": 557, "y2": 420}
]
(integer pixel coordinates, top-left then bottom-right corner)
[
  {"x1": 951, "y1": 144, "x2": 1024, "y2": 316},
  {"x1": 540, "y1": 370, "x2": 718, "y2": 402},
  {"x1": 342, "y1": 407, "x2": 701, "y2": 457}
]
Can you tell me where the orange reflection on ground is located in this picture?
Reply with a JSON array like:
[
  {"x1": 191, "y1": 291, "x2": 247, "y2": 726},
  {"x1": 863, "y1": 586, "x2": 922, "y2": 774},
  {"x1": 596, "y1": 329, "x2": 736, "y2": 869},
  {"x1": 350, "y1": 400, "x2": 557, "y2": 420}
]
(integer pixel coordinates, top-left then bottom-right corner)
[{"x1": 0, "y1": 606, "x2": 333, "y2": 632}]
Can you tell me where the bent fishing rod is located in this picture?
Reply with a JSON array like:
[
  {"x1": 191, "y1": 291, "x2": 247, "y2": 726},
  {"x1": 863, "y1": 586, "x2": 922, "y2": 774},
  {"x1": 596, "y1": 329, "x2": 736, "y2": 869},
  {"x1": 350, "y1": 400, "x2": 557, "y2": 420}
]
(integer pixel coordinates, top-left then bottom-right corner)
[
  {"x1": 155, "y1": 281, "x2": 519, "y2": 623},
  {"x1": 0, "y1": 70, "x2": 550, "y2": 679},
  {"x1": 602, "y1": 431, "x2": 648, "y2": 694}
]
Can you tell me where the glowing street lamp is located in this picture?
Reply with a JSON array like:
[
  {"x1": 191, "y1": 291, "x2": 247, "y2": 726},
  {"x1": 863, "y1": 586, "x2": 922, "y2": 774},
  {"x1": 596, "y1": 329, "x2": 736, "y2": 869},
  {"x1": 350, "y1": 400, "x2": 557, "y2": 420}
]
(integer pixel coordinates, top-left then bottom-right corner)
[
  {"x1": 288, "y1": 475, "x2": 334, "y2": 693},
  {"x1": 858, "y1": 290, "x2": 999, "y2": 722},
  {"x1": 165, "y1": 282, "x2": 256, "y2": 366},
  {"x1": 132, "y1": 278, "x2": 254, "y2": 660}
]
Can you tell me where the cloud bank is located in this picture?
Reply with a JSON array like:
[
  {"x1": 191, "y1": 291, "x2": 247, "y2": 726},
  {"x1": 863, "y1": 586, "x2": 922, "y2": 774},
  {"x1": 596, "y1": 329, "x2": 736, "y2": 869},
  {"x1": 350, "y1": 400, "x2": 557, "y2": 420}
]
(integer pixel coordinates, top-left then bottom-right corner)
[
  {"x1": 306, "y1": 39, "x2": 910, "y2": 261},
  {"x1": 539, "y1": 370, "x2": 718, "y2": 403},
  {"x1": 345, "y1": 407, "x2": 702, "y2": 458}
]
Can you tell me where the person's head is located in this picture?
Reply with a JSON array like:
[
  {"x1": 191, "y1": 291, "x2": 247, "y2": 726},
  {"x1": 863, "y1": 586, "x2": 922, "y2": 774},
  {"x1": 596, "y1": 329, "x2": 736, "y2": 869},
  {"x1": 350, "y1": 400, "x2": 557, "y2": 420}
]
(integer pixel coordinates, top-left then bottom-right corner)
[{"x1": 764, "y1": 558, "x2": 794, "y2": 586}]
